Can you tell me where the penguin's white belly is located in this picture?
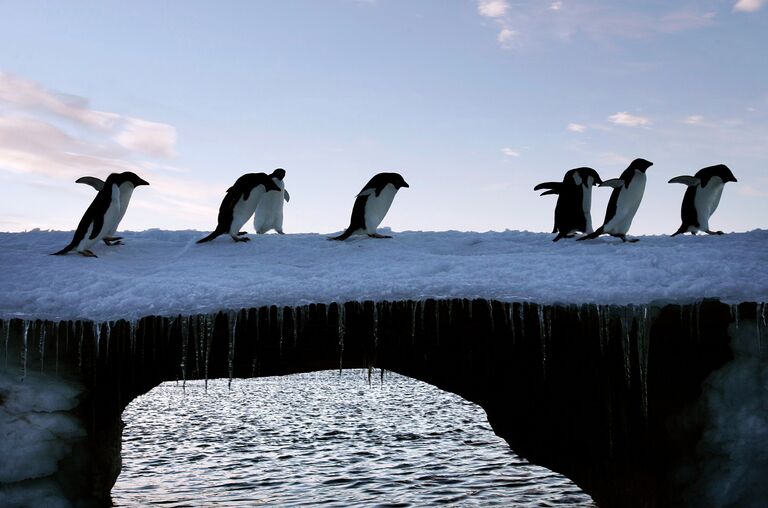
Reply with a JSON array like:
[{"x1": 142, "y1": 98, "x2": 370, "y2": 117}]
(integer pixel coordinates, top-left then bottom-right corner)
[
  {"x1": 364, "y1": 185, "x2": 397, "y2": 233},
  {"x1": 230, "y1": 192, "x2": 261, "y2": 234},
  {"x1": 694, "y1": 179, "x2": 724, "y2": 231},
  {"x1": 78, "y1": 187, "x2": 121, "y2": 251},
  {"x1": 582, "y1": 187, "x2": 594, "y2": 233},
  {"x1": 108, "y1": 184, "x2": 134, "y2": 236},
  {"x1": 604, "y1": 174, "x2": 646, "y2": 235},
  {"x1": 254, "y1": 191, "x2": 284, "y2": 233}
]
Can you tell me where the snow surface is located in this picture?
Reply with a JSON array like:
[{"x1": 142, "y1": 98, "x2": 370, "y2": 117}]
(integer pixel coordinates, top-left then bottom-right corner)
[{"x1": 0, "y1": 229, "x2": 766, "y2": 322}]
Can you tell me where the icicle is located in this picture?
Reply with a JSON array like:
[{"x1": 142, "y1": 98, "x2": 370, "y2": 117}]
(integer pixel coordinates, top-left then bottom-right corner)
[
  {"x1": 434, "y1": 302, "x2": 440, "y2": 344},
  {"x1": 372, "y1": 303, "x2": 379, "y2": 348},
  {"x1": 420, "y1": 300, "x2": 426, "y2": 336},
  {"x1": 129, "y1": 320, "x2": 138, "y2": 356},
  {"x1": 204, "y1": 314, "x2": 213, "y2": 391},
  {"x1": 731, "y1": 304, "x2": 740, "y2": 333},
  {"x1": 180, "y1": 315, "x2": 188, "y2": 389},
  {"x1": 21, "y1": 320, "x2": 30, "y2": 381},
  {"x1": 292, "y1": 307, "x2": 298, "y2": 347},
  {"x1": 486, "y1": 300, "x2": 494, "y2": 334},
  {"x1": 94, "y1": 322, "x2": 101, "y2": 358},
  {"x1": 508, "y1": 303, "x2": 515, "y2": 343},
  {"x1": 467, "y1": 299, "x2": 473, "y2": 321},
  {"x1": 448, "y1": 299, "x2": 454, "y2": 326},
  {"x1": 537, "y1": 306, "x2": 546, "y2": 378},
  {"x1": 3, "y1": 320, "x2": 9, "y2": 368},
  {"x1": 77, "y1": 321, "x2": 84, "y2": 368},
  {"x1": 53, "y1": 321, "x2": 60, "y2": 375},
  {"x1": 228, "y1": 310, "x2": 237, "y2": 389},
  {"x1": 277, "y1": 306, "x2": 284, "y2": 356},
  {"x1": 105, "y1": 321, "x2": 112, "y2": 363},
  {"x1": 621, "y1": 307, "x2": 631, "y2": 387},
  {"x1": 338, "y1": 303, "x2": 345, "y2": 373},
  {"x1": 597, "y1": 305, "x2": 605, "y2": 354},
  {"x1": 516, "y1": 303, "x2": 524, "y2": 337},
  {"x1": 410, "y1": 302, "x2": 417, "y2": 343},
  {"x1": 38, "y1": 321, "x2": 46, "y2": 373},
  {"x1": 635, "y1": 305, "x2": 650, "y2": 421}
]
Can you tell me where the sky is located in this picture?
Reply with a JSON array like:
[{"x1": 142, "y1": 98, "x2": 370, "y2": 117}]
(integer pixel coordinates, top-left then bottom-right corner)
[{"x1": 0, "y1": 0, "x2": 766, "y2": 235}]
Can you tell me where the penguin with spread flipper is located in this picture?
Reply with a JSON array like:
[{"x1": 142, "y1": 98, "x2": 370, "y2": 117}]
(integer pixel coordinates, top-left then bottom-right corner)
[
  {"x1": 535, "y1": 167, "x2": 602, "y2": 241},
  {"x1": 669, "y1": 164, "x2": 737, "y2": 236},
  {"x1": 53, "y1": 172, "x2": 149, "y2": 257},
  {"x1": 578, "y1": 158, "x2": 653, "y2": 243}
]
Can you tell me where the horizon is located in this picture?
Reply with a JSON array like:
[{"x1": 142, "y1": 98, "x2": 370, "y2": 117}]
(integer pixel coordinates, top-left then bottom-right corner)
[{"x1": 1, "y1": 1, "x2": 766, "y2": 236}]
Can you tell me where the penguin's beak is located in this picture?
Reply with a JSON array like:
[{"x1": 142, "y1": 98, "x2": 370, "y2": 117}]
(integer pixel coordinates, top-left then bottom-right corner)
[
  {"x1": 401, "y1": 181, "x2": 410, "y2": 189},
  {"x1": 136, "y1": 178, "x2": 150, "y2": 186}
]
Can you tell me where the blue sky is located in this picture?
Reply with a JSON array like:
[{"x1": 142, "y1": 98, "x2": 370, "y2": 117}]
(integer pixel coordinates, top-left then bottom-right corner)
[{"x1": 0, "y1": 0, "x2": 766, "y2": 235}]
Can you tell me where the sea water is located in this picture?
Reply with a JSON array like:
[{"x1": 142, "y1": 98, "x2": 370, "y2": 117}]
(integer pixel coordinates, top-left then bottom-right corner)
[{"x1": 112, "y1": 370, "x2": 594, "y2": 507}]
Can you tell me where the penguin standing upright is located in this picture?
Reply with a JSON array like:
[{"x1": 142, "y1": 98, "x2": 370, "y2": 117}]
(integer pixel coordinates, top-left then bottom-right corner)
[
  {"x1": 75, "y1": 171, "x2": 150, "y2": 245},
  {"x1": 254, "y1": 168, "x2": 290, "y2": 234},
  {"x1": 330, "y1": 172, "x2": 409, "y2": 241},
  {"x1": 578, "y1": 158, "x2": 653, "y2": 243},
  {"x1": 197, "y1": 172, "x2": 281, "y2": 244},
  {"x1": 534, "y1": 167, "x2": 602, "y2": 241},
  {"x1": 669, "y1": 164, "x2": 737, "y2": 236},
  {"x1": 53, "y1": 172, "x2": 148, "y2": 257}
]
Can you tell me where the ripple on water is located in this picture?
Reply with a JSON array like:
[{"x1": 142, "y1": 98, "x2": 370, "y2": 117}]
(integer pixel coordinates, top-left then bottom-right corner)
[{"x1": 112, "y1": 371, "x2": 595, "y2": 507}]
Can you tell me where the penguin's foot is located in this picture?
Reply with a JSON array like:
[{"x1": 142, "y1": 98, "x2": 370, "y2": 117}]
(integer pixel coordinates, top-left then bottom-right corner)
[
  {"x1": 706, "y1": 230, "x2": 724, "y2": 235},
  {"x1": 104, "y1": 238, "x2": 124, "y2": 246},
  {"x1": 105, "y1": 236, "x2": 123, "y2": 241},
  {"x1": 618, "y1": 235, "x2": 639, "y2": 243},
  {"x1": 368, "y1": 233, "x2": 392, "y2": 239},
  {"x1": 237, "y1": 231, "x2": 248, "y2": 236},
  {"x1": 232, "y1": 235, "x2": 251, "y2": 242},
  {"x1": 277, "y1": 230, "x2": 285, "y2": 235},
  {"x1": 80, "y1": 250, "x2": 98, "y2": 258}
]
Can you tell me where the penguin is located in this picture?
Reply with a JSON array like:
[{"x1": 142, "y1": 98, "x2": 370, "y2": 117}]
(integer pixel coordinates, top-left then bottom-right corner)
[
  {"x1": 534, "y1": 167, "x2": 602, "y2": 241},
  {"x1": 668, "y1": 164, "x2": 737, "y2": 236},
  {"x1": 329, "y1": 172, "x2": 409, "y2": 241},
  {"x1": 254, "y1": 168, "x2": 290, "y2": 234},
  {"x1": 75, "y1": 172, "x2": 150, "y2": 245},
  {"x1": 196, "y1": 172, "x2": 281, "y2": 244},
  {"x1": 578, "y1": 158, "x2": 653, "y2": 243},
  {"x1": 53, "y1": 172, "x2": 149, "y2": 257}
]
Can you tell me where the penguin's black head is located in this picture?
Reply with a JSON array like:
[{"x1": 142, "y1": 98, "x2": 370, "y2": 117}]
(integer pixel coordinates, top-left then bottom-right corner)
[
  {"x1": 271, "y1": 168, "x2": 286, "y2": 180},
  {"x1": 574, "y1": 167, "x2": 602, "y2": 187},
  {"x1": 391, "y1": 173, "x2": 409, "y2": 189},
  {"x1": 697, "y1": 164, "x2": 738, "y2": 185},
  {"x1": 629, "y1": 158, "x2": 653, "y2": 173},
  {"x1": 118, "y1": 171, "x2": 150, "y2": 187}
]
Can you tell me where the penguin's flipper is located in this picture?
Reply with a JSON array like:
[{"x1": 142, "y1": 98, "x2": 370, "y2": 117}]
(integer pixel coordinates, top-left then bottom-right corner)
[
  {"x1": 368, "y1": 233, "x2": 392, "y2": 239},
  {"x1": 51, "y1": 243, "x2": 76, "y2": 255},
  {"x1": 668, "y1": 176, "x2": 700, "y2": 186},
  {"x1": 284, "y1": 190, "x2": 290, "y2": 203},
  {"x1": 75, "y1": 176, "x2": 105, "y2": 191},
  {"x1": 196, "y1": 230, "x2": 225, "y2": 244},
  {"x1": 576, "y1": 227, "x2": 604, "y2": 241},
  {"x1": 533, "y1": 182, "x2": 561, "y2": 191},
  {"x1": 539, "y1": 189, "x2": 559, "y2": 196},
  {"x1": 552, "y1": 232, "x2": 566, "y2": 242},
  {"x1": 599, "y1": 179, "x2": 624, "y2": 189}
]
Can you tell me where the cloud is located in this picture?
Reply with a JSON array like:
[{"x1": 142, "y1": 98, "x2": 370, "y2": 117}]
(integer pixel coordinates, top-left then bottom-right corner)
[
  {"x1": 683, "y1": 115, "x2": 705, "y2": 125},
  {"x1": 501, "y1": 147, "x2": 520, "y2": 157},
  {"x1": 477, "y1": 0, "x2": 509, "y2": 18},
  {"x1": 0, "y1": 72, "x2": 119, "y2": 130},
  {"x1": 550, "y1": 2, "x2": 563, "y2": 11},
  {"x1": 733, "y1": 0, "x2": 766, "y2": 12},
  {"x1": 115, "y1": 117, "x2": 177, "y2": 158},
  {"x1": 497, "y1": 28, "x2": 517, "y2": 48},
  {"x1": 567, "y1": 123, "x2": 586, "y2": 133},
  {"x1": 608, "y1": 111, "x2": 651, "y2": 127}
]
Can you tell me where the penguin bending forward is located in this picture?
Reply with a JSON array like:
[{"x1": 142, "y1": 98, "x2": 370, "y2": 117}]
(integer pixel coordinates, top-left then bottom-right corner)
[
  {"x1": 254, "y1": 168, "x2": 290, "y2": 234},
  {"x1": 578, "y1": 158, "x2": 653, "y2": 243},
  {"x1": 330, "y1": 172, "x2": 409, "y2": 241},
  {"x1": 534, "y1": 167, "x2": 602, "y2": 241},
  {"x1": 53, "y1": 172, "x2": 149, "y2": 257},
  {"x1": 669, "y1": 164, "x2": 737, "y2": 236},
  {"x1": 75, "y1": 172, "x2": 150, "y2": 245},
  {"x1": 197, "y1": 172, "x2": 281, "y2": 244}
]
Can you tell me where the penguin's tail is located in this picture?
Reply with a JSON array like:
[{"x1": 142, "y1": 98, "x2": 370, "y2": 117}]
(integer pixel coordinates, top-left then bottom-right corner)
[
  {"x1": 196, "y1": 229, "x2": 225, "y2": 244},
  {"x1": 328, "y1": 228, "x2": 354, "y2": 241},
  {"x1": 51, "y1": 243, "x2": 75, "y2": 256},
  {"x1": 577, "y1": 227, "x2": 604, "y2": 241}
]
